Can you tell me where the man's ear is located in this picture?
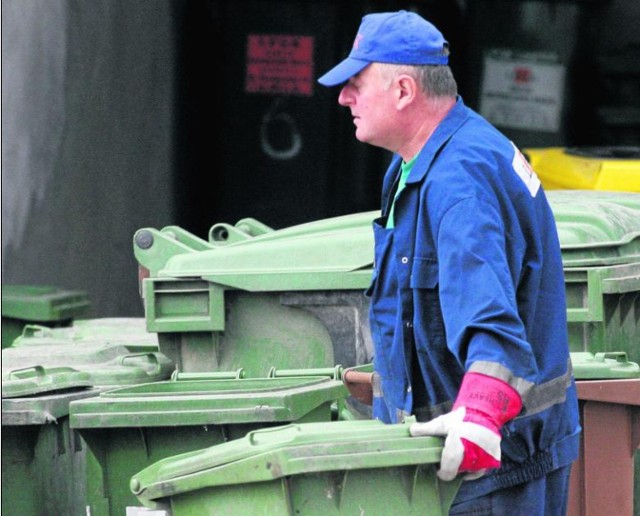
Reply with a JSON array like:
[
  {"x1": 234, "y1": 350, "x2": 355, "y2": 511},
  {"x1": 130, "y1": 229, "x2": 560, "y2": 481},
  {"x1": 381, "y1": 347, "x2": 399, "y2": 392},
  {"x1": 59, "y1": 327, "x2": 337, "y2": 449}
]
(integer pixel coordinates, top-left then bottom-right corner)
[{"x1": 396, "y1": 75, "x2": 416, "y2": 109}]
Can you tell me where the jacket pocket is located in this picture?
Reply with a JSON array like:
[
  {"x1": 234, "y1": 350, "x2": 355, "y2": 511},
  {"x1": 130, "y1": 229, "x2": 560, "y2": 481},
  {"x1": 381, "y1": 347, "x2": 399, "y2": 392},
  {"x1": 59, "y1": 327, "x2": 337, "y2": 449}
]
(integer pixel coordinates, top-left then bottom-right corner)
[{"x1": 410, "y1": 257, "x2": 439, "y2": 289}]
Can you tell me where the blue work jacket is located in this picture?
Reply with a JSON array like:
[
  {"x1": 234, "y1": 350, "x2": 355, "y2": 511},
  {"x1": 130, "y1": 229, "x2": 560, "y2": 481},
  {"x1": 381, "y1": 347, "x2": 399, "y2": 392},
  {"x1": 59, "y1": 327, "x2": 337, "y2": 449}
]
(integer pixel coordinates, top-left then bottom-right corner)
[{"x1": 368, "y1": 97, "x2": 581, "y2": 497}]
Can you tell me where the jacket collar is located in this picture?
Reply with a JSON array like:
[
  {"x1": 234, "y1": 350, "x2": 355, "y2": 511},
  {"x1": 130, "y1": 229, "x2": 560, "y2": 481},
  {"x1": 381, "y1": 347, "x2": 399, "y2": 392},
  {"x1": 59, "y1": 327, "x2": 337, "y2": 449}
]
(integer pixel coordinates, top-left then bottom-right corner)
[
  {"x1": 405, "y1": 96, "x2": 470, "y2": 184},
  {"x1": 381, "y1": 96, "x2": 470, "y2": 213}
]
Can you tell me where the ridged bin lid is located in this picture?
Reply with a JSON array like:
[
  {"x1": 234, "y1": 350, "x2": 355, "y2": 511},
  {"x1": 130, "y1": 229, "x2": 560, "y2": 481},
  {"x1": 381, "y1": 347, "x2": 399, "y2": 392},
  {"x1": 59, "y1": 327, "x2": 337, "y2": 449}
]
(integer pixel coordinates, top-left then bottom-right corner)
[
  {"x1": 129, "y1": 420, "x2": 456, "y2": 509},
  {"x1": 159, "y1": 212, "x2": 376, "y2": 291},
  {"x1": 2, "y1": 319, "x2": 174, "y2": 392},
  {"x1": 2, "y1": 365, "x2": 94, "y2": 398},
  {"x1": 547, "y1": 190, "x2": 640, "y2": 267}
]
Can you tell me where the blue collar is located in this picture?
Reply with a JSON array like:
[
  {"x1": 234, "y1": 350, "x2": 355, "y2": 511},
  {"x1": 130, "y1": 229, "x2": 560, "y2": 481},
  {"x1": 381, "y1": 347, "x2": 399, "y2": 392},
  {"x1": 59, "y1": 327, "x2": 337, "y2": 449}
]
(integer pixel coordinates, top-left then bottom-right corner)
[{"x1": 405, "y1": 96, "x2": 470, "y2": 184}]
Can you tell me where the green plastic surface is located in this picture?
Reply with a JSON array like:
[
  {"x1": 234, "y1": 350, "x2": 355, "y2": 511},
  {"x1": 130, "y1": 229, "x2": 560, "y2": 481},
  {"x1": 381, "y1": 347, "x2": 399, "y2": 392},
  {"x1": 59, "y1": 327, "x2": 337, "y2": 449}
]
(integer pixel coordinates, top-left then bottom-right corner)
[
  {"x1": 1, "y1": 285, "x2": 91, "y2": 321},
  {"x1": 2, "y1": 319, "x2": 174, "y2": 390},
  {"x1": 169, "y1": 224, "x2": 373, "y2": 291},
  {"x1": 1, "y1": 388, "x2": 99, "y2": 516},
  {"x1": 130, "y1": 419, "x2": 461, "y2": 516},
  {"x1": 142, "y1": 289, "x2": 341, "y2": 376},
  {"x1": 1, "y1": 285, "x2": 91, "y2": 349},
  {"x1": 570, "y1": 351, "x2": 640, "y2": 379},
  {"x1": 69, "y1": 376, "x2": 349, "y2": 515},
  {"x1": 12, "y1": 317, "x2": 162, "y2": 350},
  {"x1": 2, "y1": 387, "x2": 98, "y2": 425},
  {"x1": 135, "y1": 211, "x2": 375, "y2": 288},
  {"x1": 70, "y1": 376, "x2": 348, "y2": 428},
  {"x1": 563, "y1": 262, "x2": 640, "y2": 362},
  {"x1": 549, "y1": 191, "x2": 640, "y2": 267},
  {"x1": 1, "y1": 318, "x2": 174, "y2": 516},
  {"x1": 1, "y1": 365, "x2": 94, "y2": 398}
]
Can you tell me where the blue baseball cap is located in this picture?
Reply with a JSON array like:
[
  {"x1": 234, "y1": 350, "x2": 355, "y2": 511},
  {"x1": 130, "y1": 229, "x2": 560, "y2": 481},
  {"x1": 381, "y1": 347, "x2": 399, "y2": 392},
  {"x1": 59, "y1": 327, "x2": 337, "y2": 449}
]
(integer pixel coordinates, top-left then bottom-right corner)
[{"x1": 318, "y1": 10, "x2": 449, "y2": 87}]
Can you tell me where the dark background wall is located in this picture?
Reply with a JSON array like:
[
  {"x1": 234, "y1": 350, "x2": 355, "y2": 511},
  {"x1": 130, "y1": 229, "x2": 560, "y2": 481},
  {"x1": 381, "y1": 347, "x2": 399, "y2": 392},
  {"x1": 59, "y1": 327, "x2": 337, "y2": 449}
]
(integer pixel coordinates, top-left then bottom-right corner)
[
  {"x1": 2, "y1": 0, "x2": 177, "y2": 317},
  {"x1": 2, "y1": 0, "x2": 639, "y2": 317}
]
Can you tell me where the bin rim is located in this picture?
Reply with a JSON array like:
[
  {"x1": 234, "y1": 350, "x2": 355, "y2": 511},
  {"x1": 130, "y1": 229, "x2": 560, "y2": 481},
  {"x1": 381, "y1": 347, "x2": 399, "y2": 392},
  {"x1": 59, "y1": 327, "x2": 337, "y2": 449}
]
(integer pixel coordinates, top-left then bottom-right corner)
[
  {"x1": 129, "y1": 420, "x2": 457, "y2": 509},
  {"x1": 69, "y1": 376, "x2": 348, "y2": 429}
]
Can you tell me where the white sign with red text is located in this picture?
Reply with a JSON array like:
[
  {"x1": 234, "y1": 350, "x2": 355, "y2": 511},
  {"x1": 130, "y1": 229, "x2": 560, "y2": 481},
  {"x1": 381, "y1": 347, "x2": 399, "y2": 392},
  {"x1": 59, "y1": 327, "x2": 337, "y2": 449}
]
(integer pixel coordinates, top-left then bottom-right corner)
[{"x1": 480, "y1": 49, "x2": 566, "y2": 133}]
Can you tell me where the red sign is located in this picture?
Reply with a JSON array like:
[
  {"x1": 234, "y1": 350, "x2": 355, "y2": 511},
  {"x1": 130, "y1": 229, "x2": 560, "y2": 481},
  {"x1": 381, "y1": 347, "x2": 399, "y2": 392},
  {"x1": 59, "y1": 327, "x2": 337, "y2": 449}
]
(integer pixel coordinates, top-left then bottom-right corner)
[{"x1": 246, "y1": 34, "x2": 314, "y2": 96}]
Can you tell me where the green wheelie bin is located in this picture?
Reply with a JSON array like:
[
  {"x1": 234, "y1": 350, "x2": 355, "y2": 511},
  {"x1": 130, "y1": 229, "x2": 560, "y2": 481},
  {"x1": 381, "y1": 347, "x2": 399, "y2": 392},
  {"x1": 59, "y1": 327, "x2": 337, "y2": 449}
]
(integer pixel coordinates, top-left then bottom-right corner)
[
  {"x1": 2, "y1": 318, "x2": 174, "y2": 516},
  {"x1": 128, "y1": 418, "x2": 461, "y2": 515},
  {"x1": 69, "y1": 370, "x2": 350, "y2": 516}
]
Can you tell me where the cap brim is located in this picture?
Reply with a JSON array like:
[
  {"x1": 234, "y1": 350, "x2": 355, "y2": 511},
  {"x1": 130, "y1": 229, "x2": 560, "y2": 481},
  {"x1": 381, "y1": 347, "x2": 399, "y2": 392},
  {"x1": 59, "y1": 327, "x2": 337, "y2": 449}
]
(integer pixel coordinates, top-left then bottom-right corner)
[{"x1": 317, "y1": 57, "x2": 370, "y2": 87}]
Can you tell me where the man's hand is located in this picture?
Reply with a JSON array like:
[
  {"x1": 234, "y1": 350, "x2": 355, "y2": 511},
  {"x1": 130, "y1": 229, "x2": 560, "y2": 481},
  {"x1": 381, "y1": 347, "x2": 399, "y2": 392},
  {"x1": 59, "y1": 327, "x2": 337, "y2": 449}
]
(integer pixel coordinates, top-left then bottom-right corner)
[{"x1": 409, "y1": 372, "x2": 522, "y2": 481}]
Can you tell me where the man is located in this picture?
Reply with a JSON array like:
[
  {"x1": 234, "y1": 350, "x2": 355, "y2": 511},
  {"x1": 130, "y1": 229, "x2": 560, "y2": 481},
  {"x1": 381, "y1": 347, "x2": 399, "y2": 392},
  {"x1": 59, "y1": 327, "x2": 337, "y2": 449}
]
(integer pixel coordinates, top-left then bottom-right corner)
[{"x1": 318, "y1": 10, "x2": 581, "y2": 515}]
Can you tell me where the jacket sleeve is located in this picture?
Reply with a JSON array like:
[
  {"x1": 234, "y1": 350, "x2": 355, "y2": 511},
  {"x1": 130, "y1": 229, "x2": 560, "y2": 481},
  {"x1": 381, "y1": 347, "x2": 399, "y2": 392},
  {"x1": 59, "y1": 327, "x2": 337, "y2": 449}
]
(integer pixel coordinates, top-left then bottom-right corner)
[{"x1": 434, "y1": 195, "x2": 539, "y2": 383}]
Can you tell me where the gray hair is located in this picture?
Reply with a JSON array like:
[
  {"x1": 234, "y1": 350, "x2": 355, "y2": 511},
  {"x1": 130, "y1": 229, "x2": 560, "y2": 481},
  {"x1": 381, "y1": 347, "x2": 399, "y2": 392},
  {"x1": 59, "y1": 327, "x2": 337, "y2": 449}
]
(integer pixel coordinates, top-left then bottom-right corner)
[{"x1": 379, "y1": 62, "x2": 458, "y2": 98}]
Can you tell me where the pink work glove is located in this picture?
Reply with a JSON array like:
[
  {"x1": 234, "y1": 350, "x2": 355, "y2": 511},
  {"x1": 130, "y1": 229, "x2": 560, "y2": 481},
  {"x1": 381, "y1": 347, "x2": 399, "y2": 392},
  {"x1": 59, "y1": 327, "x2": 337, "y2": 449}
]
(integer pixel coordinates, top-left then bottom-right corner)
[{"x1": 409, "y1": 372, "x2": 522, "y2": 481}]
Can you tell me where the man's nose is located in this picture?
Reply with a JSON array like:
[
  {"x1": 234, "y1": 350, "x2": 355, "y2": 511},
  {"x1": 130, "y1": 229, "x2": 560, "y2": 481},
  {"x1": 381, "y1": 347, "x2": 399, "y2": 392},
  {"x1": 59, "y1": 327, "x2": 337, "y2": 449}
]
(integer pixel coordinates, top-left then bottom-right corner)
[{"x1": 338, "y1": 86, "x2": 353, "y2": 106}]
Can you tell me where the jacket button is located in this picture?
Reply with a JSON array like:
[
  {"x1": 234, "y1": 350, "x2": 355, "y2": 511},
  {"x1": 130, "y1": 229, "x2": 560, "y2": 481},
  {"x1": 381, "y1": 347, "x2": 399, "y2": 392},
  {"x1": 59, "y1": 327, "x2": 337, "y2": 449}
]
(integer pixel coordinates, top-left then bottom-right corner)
[
  {"x1": 406, "y1": 321, "x2": 413, "y2": 328},
  {"x1": 401, "y1": 257, "x2": 408, "y2": 264}
]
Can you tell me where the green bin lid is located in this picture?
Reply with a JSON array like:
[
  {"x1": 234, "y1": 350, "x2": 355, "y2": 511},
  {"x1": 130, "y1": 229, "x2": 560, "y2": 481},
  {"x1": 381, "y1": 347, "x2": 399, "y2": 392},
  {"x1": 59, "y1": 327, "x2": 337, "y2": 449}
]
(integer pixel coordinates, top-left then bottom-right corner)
[
  {"x1": 155, "y1": 212, "x2": 377, "y2": 291},
  {"x1": 12, "y1": 318, "x2": 161, "y2": 352},
  {"x1": 130, "y1": 419, "x2": 459, "y2": 514},
  {"x1": 2, "y1": 319, "x2": 174, "y2": 389},
  {"x1": 1, "y1": 285, "x2": 90, "y2": 321},
  {"x1": 547, "y1": 190, "x2": 640, "y2": 267},
  {"x1": 2, "y1": 388, "x2": 99, "y2": 425},
  {"x1": 70, "y1": 376, "x2": 348, "y2": 429},
  {"x1": 571, "y1": 351, "x2": 640, "y2": 380},
  {"x1": 2, "y1": 365, "x2": 94, "y2": 398}
]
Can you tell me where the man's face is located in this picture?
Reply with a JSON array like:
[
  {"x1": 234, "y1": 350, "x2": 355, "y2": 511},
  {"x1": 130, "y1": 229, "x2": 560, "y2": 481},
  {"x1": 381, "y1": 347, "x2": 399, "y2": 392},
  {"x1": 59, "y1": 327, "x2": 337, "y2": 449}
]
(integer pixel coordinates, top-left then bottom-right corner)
[{"x1": 338, "y1": 64, "x2": 398, "y2": 151}]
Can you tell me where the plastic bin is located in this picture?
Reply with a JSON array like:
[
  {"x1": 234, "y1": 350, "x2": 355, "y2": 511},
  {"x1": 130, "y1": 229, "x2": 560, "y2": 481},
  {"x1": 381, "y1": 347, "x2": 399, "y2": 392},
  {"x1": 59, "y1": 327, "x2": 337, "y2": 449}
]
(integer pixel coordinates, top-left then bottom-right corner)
[
  {"x1": 128, "y1": 419, "x2": 460, "y2": 515},
  {"x1": 524, "y1": 146, "x2": 640, "y2": 192},
  {"x1": 134, "y1": 212, "x2": 375, "y2": 375},
  {"x1": 568, "y1": 351, "x2": 640, "y2": 516},
  {"x1": 69, "y1": 373, "x2": 349, "y2": 516},
  {"x1": 1, "y1": 318, "x2": 175, "y2": 516},
  {"x1": 2, "y1": 366, "x2": 98, "y2": 516},
  {"x1": 134, "y1": 191, "x2": 640, "y2": 372},
  {"x1": 1, "y1": 285, "x2": 90, "y2": 348},
  {"x1": 550, "y1": 191, "x2": 640, "y2": 362}
]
